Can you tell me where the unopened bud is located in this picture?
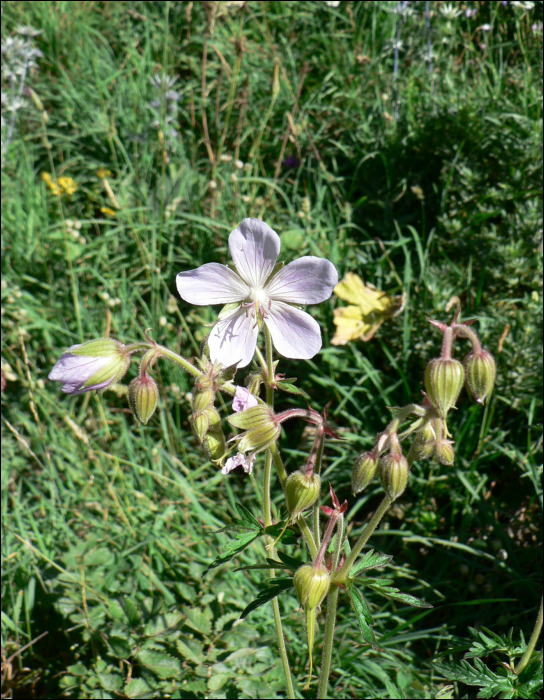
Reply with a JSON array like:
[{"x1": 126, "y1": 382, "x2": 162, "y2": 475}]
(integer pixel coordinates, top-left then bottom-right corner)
[
  {"x1": 192, "y1": 406, "x2": 220, "y2": 443},
  {"x1": 425, "y1": 358, "x2": 465, "y2": 418},
  {"x1": 436, "y1": 439, "x2": 455, "y2": 466},
  {"x1": 228, "y1": 404, "x2": 280, "y2": 453},
  {"x1": 203, "y1": 426, "x2": 227, "y2": 461},
  {"x1": 293, "y1": 564, "x2": 331, "y2": 610},
  {"x1": 351, "y1": 451, "x2": 379, "y2": 494},
  {"x1": 408, "y1": 417, "x2": 443, "y2": 463},
  {"x1": 285, "y1": 471, "x2": 321, "y2": 519},
  {"x1": 193, "y1": 388, "x2": 214, "y2": 412},
  {"x1": 128, "y1": 374, "x2": 159, "y2": 424},
  {"x1": 464, "y1": 349, "x2": 496, "y2": 404},
  {"x1": 380, "y1": 451, "x2": 409, "y2": 501}
]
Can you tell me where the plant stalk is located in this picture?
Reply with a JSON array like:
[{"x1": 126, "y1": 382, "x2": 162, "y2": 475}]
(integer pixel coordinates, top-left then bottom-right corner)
[{"x1": 515, "y1": 595, "x2": 543, "y2": 675}]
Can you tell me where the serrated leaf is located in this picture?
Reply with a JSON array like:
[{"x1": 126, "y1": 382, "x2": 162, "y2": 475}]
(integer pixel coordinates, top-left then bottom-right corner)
[
  {"x1": 436, "y1": 658, "x2": 514, "y2": 697},
  {"x1": 183, "y1": 606, "x2": 212, "y2": 636},
  {"x1": 349, "y1": 587, "x2": 376, "y2": 646},
  {"x1": 275, "y1": 381, "x2": 310, "y2": 399},
  {"x1": 98, "y1": 672, "x2": 123, "y2": 692},
  {"x1": 368, "y1": 583, "x2": 432, "y2": 608},
  {"x1": 264, "y1": 523, "x2": 298, "y2": 545},
  {"x1": 125, "y1": 678, "x2": 153, "y2": 699},
  {"x1": 240, "y1": 579, "x2": 293, "y2": 619},
  {"x1": 203, "y1": 530, "x2": 260, "y2": 575},
  {"x1": 177, "y1": 639, "x2": 205, "y2": 664},
  {"x1": 350, "y1": 549, "x2": 393, "y2": 576},
  {"x1": 123, "y1": 598, "x2": 141, "y2": 627},
  {"x1": 276, "y1": 551, "x2": 303, "y2": 569},
  {"x1": 137, "y1": 649, "x2": 182, "y2": 679}
]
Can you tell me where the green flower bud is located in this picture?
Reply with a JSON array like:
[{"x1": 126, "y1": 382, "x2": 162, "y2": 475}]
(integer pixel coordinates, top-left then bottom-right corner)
[
  {"x1": 380, "y1": 451, "x2": 409, "y2": 501},
  {"x1": 192, "y1": 406, "x2": 221, "y2": 443},
  {"x1": 463, "y1": 349, "x2": 496, "y2": 404},
  {"x1": 408, "y1": 417, "x2": 443, "y2": 463},
  {"x1": 193, "y1": 388, "x2": 214, "y2": 412},
  {"x1": 285, "y1": 471, "x2": 321, "y2": 519},
  {"x1": 203, "y1": 426, "x2": 227, "y2": 461},
  {"x1": 351, "y1": 451, "x2": 379, "y2": 494},
  {"x1": 425, "y1": 358, "x2": 465, "y2": 418},
  {"x1": 293, "y1": 564, "x2": 331, "y2": 610},
  {"x1": 128, "y1": 374, "x2": 158, "y2": 424},
  {"x1": 228, "y1": 405, "x2": 280, "y2": 454},
  {"x1": 436, "y1": 439, "x2": 455, "y2": 466}
]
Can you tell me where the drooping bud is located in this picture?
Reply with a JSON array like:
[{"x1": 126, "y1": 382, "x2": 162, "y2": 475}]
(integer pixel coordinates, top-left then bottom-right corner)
[
  {"x1": 48, "y1": 338, "x2": 131, "y2": 394},
  {"x1": 192, "y1": 406, "x2": 220, "y2": 443},
  {"x1": 285, "y1": 471, "x2": 321, "y2": 519},
  {"x1": 293, "y1": 564, "x2": 331, "y2": 611},
  {"x1": 203, "y1": 424, "x2": 227, "y2": 461},
  {"x1": 407, "y1": 416, "x2": 443, "y2": 463},
  {"x1": 351, "y1": 451, "x2": 379, "y2": 494},
  {"x1": 435, "y1": 439, "x2": 455, "y2": 466},
  {"x1": 227, "y1": 404, "x2": 280, "y2": 453},
  {"x1": 128, "y1": 374, "x2": 159, "y2": 424},
  {"x1": 193, "y1": 388, "x2": 215, "y2": 412},
  {"x1": 424, "y1": 357, "x2": 465, "y2": 418},
  {"x1": 380, "y1": 451, "x2": 409, "y2": 501},
  {"x1": 463, "y1": 349, "x2": 496, "y2": 404}
]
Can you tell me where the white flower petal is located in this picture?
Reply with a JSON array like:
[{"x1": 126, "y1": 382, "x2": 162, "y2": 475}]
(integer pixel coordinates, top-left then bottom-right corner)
[
  {"x1": 228, "y1": 219, "x2": 280, "y2": 289},
  {"x1": 265, "y1": 256, "x2": 338, "y2": 304},
  {"x1": 233, "y1": 386, "x2": 259, "y2": 412},
  {"x1": 176, "y1": 263, "x2": 249, "y2": 305},
  {"x1": 221, "y1": 453, "x2": 255, "y2": 475},
  {"x1": 264, "y1": 301, "x2": 322, "y2": 360},
  {"x1": 207, "y1": 305, "x2": 259, "y2": 368}
]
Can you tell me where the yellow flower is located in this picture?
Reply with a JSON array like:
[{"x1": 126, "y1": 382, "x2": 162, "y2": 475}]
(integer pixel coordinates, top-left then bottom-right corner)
[
  {"x1": 100, "y1": 207, "x2": 116, "y2": 217},
  {"x1": 96, "y1": 167, "x2": 112, "y2": 179},
  {"x1": 331, "y1": 272, "x2": 405, "y2": 345},
  {"x1": 58, "y1": 176, "x2": 78, "y2": 195}
]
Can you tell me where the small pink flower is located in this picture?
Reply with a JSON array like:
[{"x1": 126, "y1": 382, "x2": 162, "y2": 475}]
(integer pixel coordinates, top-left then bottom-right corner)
[
  {"x1": 232, "y1": 386, "x2": 259, "y2": 412},
  {"x1": 176, "y1": 219, "x2": 338, "y2": 368}
]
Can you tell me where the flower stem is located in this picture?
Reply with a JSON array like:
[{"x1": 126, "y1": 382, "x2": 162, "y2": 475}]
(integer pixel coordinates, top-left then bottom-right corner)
[
  {"x1": 262, "y1": 326, "x2": 294, "y2": 698},
  {"x1": 333, "y1": 495, "x2": 392, "y2": 586},
  {"x1": 317, "y1": 584, "x2": 339, "y2": 699},
  {"x1": 155, "y1": 345, "x2": 202, "y2": 379},
  {"x1": 317, "y1": 512, "x2": 344, "y2": 699},
  {"x1": 515, "y1": 596, "x2": 543, "y2": 675},
  {"x1": 312, "y1": 432, "x2": 325, "y2": 549}
]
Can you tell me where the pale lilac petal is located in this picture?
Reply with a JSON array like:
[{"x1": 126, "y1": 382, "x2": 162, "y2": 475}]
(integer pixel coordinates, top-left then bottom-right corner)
[
  {"x1": 176, "y1": 263, "x2": 249, "y2": 305},
  {"x1": 264, "y1": 301, "x2": 322, "y2": 360},
  {"x1": 207, "y1": 305, "x2": 259, "y2": 368},
  {"x1": 221, "y1": 453, "x2": 255, "y2": 475},
  {"x1": 48, "y1": 352, "x2": 110, "y2": 384},
  {"x1": 233, "y1": 386, "x2": 259, "y2": 412},
  {"x1": 265, "y1": 257, "x2": 338, "y2": 304},
  {"x1": 228, "y1": 219, "x2": 280, "y2": 289}
]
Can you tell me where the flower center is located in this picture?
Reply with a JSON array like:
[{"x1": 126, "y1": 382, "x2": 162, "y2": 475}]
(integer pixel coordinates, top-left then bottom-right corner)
[{"x1": 248, "y1": 287, "x2": 267, "y2": 304}]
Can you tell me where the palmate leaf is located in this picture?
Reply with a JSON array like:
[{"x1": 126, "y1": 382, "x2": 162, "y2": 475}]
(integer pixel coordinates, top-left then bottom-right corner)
[
  {"x1": 348, "y1": 587, "x2": 376, "y2": 647},
  {"x1": 203, "y1": 530, "x2": 261, "y2": 575},
  {"x1": 240, "y1": 577, "x2": 293, "y2": 619},
  {"x1": 350, "y1": 549, "x2": 393, "y2": 576},
  {"x1": 435, "y1": 659, "x2": 516, "y2": 698},
  {"x1": 275, "y1": 380, "x2": 311, "y2": 400}
]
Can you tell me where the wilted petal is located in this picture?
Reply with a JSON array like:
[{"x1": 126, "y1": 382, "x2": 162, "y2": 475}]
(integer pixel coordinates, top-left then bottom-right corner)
[
  {"x1": 228, "y1": 219, "x2": 280, "y2": 289},
  {"x1": 221, "y1": 453, "x2": 256, "y2": 475},
  {"x1": 233, "y1": 386, "x2": 259, "y2": 412},
  {"x1": 176, "y1": 263, "x2": 249, "y2": 305},
  {"x1": 265, "y1": 257, "x2": 338, "y2": 304},
  {"x1": 207, "y1": 305, "x2": 259, "y2": 368},
  {"x1": 264, "y1": 301, "x2": 322, "y2": 359}
]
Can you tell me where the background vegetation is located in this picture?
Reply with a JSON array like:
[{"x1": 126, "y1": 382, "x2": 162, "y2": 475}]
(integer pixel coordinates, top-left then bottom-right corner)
[{"x1": 1, "y1": 1, "x2": 542, "y2": 698}]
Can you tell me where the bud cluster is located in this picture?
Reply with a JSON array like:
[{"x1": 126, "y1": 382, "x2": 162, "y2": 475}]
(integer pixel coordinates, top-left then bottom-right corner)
[{"x1": 191, "y1": 363, "x2": 227, "y2": 461}]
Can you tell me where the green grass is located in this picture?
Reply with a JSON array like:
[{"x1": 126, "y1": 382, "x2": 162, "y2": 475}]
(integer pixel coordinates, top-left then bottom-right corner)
[{"x1": 1, "y1": 1, "x2": 542, "y2": 698}]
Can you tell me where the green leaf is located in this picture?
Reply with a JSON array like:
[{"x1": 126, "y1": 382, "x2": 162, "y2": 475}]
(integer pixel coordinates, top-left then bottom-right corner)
[
  {"x1": 125, "y1": 678, "x2": 154, "y2": 699},
  {"x1": 183, "y1": 605, "x2": 212, "y2": 636},
  {"x1": 368, "y1": 582, "x2": 432, "y2": 608},
  {"x1": 137, "y1": 649, "x2": 182, "y2": 679},
  {"x1": 98, "y1": 672, "x2": 123, "y2": 692},
  {"x1": 350, "y1": 549, "x2": 393, "y2": 576},
  {"x1": 349, "y1": 587, "x2": 376, "y2": 647},
  {"x1": 240, "y1": 579, "x2": 293, "y2": 619},
  {"x1": 435, "y1": 659, "x2": 515, "y2": 697},
  {"x1": 234, "y1": 503, "x2": 262, "y2": 529},
  {"x1": 177, "y1": 639, "x2": 205, "y2": 664},
  {"x1": 276, "y1": 551, "x2": 303, "y2": 569},
  {"x1": 123, "y1": 598, "x2": 141, "y2": 627},
  {"x1": 203, "y1": 530, "x2": 260, "y2": 575},
  {"x1": 275, "y1": 381, "x2": 311, "y2": 399}
]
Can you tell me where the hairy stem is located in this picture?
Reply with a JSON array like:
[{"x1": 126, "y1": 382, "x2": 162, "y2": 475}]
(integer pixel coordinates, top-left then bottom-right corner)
[
  {"x1": 334, "y1": 495, "x2": 392, "y2": 586},
  {"x1": 515, "y1": 596, "x2": 543, "y2": 675},
  {"x1": 262, "y1": 326, "x2": 294, "y2": 697},
  {"x1": 317, "y1": 512, "x2": 345, "y2": 697}
]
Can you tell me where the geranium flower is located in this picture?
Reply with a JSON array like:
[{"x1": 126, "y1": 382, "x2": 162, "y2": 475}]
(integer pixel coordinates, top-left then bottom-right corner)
[{"x1": 176, "y1": 219, "x2": 338, "y2": 368}]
